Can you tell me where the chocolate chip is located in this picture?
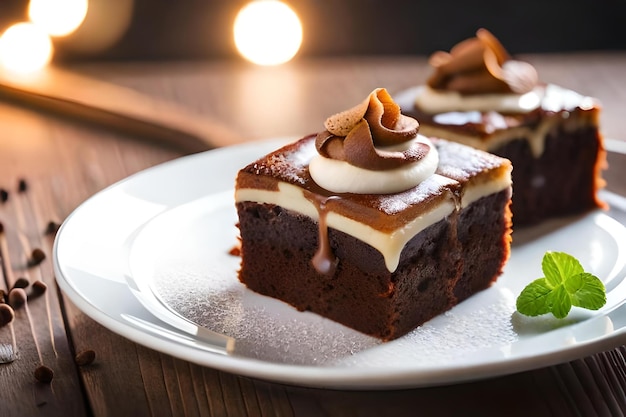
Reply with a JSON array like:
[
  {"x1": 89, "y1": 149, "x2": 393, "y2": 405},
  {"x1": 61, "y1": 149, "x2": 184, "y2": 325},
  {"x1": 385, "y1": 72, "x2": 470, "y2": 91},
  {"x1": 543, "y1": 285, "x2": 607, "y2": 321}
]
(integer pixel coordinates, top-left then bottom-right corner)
[
  {"x1": 0, "y1": 222, "x2": 4, "y2": 233},
  {"x1": 75, "y1": 349, "x2": 96, "y2": 366},
  {"x1": 0, "y1": 304, "x2": 14, "y2": 327},
  {"x1": 0, "y1": 289, "x2": 5, "y2": 304},
  {"x1": 8, "y1": 288, "x2": 27, "y2": 309},
  {"x1": 0, "y1": 189, "x2": 8, "y2": 203},
  {"x1": 17, "y1": 179, "x2": 27, "y2": 193},
  {"x1": 34, "y1": 365, "x2": 53, "y2": 383},
  {"x1": 29, "y1": 248, "x2": 46, "y2": 266},
  {"x1": 12, "y1": 277, "x2": 29, "y2": 290},
  {"x1": 45, "y1": 221, "x2": 61, "y2": 236},
  {"x1": 30, "y1": 280, "x2": 47, "y2": 298}
]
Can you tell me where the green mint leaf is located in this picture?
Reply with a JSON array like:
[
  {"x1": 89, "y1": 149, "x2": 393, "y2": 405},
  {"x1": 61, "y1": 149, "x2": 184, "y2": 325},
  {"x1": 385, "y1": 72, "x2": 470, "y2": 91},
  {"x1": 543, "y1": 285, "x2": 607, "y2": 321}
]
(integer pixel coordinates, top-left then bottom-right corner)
[
  {"x1": 516, "y1": 278, "x2": 553, "y2": 316},
  {"x1": 565, "y1": 272, "x2": 607, "y2": 310},
  {"x1": 550, "y1": 285, "x2": 572, "y2": 319},
  {"x1": 516, "y1": 251, "x2": 607, "y2": 319},
  {"x1": 541, "y1": 251, "x2": 584, "y2": 288}
]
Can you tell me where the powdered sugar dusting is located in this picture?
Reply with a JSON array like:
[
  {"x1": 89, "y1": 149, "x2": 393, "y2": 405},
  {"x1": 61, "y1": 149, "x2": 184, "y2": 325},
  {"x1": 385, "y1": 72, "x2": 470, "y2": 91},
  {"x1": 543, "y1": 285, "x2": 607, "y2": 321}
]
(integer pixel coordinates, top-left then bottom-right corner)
[
  {"x1": 152, "y1": 259, "x2": 379, "y2": 365},
  {"x1": 332, "y1": 290, "x2": 518, "y2": 367},
  {"x1": 254, "y1": 139, "x2": 314, "y2": 186}
]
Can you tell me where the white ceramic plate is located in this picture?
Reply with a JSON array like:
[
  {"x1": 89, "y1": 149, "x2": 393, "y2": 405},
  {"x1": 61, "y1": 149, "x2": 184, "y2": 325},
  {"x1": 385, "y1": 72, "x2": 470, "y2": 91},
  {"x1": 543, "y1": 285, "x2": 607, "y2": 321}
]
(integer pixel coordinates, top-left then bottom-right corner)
[{"x1": 53, "y1": 138, "x2": 626, "y2": 389}]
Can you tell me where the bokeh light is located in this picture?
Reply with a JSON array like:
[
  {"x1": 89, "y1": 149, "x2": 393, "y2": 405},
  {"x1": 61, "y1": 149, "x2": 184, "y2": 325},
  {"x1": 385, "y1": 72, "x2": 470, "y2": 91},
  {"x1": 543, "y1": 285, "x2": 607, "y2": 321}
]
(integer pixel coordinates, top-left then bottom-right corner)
[
  {"x1": 28, "y1": 0, "x2": 89, "y2": 37},
  {"x1": 58, "y1": 0, "x2": 134, "y2": 55},
  {"x1": 234, "y1": 0, "x2": 303, "y2": 66},
  {"x1": 0, "y1": 22, "x2": 53, "y2": 73}
]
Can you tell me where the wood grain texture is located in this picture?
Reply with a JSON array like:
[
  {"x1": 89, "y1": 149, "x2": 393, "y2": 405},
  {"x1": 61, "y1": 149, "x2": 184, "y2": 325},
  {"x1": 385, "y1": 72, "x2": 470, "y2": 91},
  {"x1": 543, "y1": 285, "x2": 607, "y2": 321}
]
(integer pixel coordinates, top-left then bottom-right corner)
[
  {"x1": 0, "y1": 66, "x2": 247, "y2": 153},
  {"x1": 0, "y1": 53, "x2": 624, "y2": 417}
]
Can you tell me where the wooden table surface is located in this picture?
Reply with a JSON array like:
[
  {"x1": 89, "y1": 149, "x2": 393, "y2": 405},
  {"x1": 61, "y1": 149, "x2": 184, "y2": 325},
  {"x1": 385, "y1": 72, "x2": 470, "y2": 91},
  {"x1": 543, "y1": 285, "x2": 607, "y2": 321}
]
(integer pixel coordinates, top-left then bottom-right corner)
[{"x1": 0, "y1": 51, "x2": 625, "y2": 417}]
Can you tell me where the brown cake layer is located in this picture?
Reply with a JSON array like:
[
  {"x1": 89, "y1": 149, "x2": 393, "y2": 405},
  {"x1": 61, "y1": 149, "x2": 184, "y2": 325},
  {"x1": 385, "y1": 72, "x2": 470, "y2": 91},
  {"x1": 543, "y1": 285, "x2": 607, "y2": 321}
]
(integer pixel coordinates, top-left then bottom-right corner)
[
  {"x1": 491, "y1": 125, "x2": 603, "y2": 225},
  {"x1": 236, "y1": 188, "x2": 511, "y2": 340}
]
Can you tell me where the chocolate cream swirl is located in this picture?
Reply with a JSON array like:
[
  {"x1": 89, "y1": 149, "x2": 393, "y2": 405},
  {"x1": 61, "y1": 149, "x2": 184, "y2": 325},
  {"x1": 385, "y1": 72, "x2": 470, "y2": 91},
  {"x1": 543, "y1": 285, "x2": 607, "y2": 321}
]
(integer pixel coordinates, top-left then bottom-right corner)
[
  {"x1": 310, "y1": 88, "x2": 439, "y2": 194},
  {"x1": 315, "y1": 88, "x2": 426, "y2": 171},
  {"x1": 427, "y1": 28, "x2": 538, "y2": 95}
]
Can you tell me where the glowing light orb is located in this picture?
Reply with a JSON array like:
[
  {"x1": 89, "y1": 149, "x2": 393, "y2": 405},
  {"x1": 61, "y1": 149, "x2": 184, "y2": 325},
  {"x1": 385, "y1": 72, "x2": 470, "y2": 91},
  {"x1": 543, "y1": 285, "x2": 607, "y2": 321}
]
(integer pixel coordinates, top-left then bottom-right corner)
[
  {"x1": 234, "y1": 0, "x2": 303, "y2": 66},
  {"x1": 0, "y1": 23, "x2": 53, "y2": 73},
  {"x1": 29, "y1": 0, "x2": 89, "y2": 37}
]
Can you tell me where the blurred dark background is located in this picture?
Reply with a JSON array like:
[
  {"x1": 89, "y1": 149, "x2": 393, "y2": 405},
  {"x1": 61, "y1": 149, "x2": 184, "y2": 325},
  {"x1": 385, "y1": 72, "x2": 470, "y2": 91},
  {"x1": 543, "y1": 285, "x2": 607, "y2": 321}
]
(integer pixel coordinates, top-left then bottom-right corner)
[{"x1": 1, "y1": 0, "x2": 625, "y2": 62}]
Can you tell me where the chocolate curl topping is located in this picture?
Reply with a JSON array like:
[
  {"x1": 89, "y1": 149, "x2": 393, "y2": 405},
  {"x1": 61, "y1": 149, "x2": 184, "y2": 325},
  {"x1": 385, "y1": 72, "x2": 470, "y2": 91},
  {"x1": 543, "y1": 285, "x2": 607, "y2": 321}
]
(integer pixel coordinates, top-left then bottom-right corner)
[
  {"x1": 427, "y1": 28, "x2": 538, "y2": 95},
  {"x1": 316, "y1": 88, "x2": 426, "y2": 171}
]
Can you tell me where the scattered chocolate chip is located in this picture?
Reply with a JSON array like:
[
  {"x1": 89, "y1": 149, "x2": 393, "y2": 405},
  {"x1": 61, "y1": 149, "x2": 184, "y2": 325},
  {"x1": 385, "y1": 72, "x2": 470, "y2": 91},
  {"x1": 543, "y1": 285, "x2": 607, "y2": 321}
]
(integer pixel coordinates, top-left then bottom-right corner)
[
  {"x1": 34, "y1": 365, "x2": 53, "y2": 383},
  {"x1": 12, "y1": 277, "x2": 30, "y2": 290},
  {"x1": 29, "y1": 248, "x2": 46, "y2": 266},
  {"x1": 8, "y1": 288, "x2": 27, "y2": 309},
  {"x1": 0, "y1": 304, "x2": 15, "y2": 327},
  {"x1": 0, "y1": 222, "x2": 4, "y2": 233},
  {"x1": 0, "y1": 289, "x2": 5, "y2": 304},
  {"x1": 0, "y1": 189, "x2": 8, "y2": 203},
  {"x1": 30, "y1": 280, "x2": 47, "y2": 298},
  {"x1": 45, "y1": 221, "x2": 61, "y2": 236},
  {"x1": 229, "y1": 245, "x2": 241, "y2": 256},
  {"x1": 75, "y1": 349, "x2": 96, "y2": 366},
  {"x1": 17, "y1": 179, "x2": 27, "y2": 193}
]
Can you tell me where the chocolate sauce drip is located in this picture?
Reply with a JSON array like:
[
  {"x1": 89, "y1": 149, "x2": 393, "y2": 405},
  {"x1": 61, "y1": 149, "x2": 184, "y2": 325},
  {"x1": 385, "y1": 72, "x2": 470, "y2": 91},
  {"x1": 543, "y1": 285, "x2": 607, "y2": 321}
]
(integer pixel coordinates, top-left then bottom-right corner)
[
  {"x1": 305, "y1": 193, "x2": 340, "y2": 275},
  {"x1": 446, "y1": 192, "x2": 463, "y2": 297}
]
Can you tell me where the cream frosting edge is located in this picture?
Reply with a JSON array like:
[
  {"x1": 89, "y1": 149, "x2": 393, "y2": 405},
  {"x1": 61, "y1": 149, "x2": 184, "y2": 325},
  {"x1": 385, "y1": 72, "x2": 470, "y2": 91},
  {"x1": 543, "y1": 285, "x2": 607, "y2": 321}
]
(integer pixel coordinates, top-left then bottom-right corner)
[
  {"x1": 309, "y1": 135, "x2": 439, "y2": 194},
  {"x1": 235, "y1": 172, "x2": 511, "y2": 272}
]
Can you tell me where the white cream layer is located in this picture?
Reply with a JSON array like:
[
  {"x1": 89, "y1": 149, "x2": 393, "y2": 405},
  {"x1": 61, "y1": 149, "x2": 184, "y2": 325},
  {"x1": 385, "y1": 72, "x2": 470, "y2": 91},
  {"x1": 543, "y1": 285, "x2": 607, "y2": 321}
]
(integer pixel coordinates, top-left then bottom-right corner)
[
  {"x1": 309, "y1": 135, "x2": 439, "y2": 194},
  {"x1": 414, "y1": 84, "x2": 598, "y2": 158},
  {"x1": 414, "y1": 85, "x2": 543, "y2": 114},
  {"x1": 235, "y1": 172, "x2": 511, "y2": 272}
]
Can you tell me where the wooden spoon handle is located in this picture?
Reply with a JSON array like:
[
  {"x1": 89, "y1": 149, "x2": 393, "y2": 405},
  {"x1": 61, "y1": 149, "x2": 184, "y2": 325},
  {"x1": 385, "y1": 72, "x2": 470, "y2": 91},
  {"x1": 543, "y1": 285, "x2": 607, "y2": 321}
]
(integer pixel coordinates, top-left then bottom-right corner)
[{"x1": 0, "y1": 66, "x2": 246, "y2": 153}]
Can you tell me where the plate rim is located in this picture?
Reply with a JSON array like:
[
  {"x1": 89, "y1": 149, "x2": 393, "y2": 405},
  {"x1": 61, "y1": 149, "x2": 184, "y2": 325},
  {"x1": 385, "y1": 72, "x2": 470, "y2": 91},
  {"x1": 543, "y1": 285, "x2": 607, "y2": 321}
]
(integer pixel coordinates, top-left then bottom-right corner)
[{"x1": 53, "y1": 137, "x2": 626, "y2": 390}]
